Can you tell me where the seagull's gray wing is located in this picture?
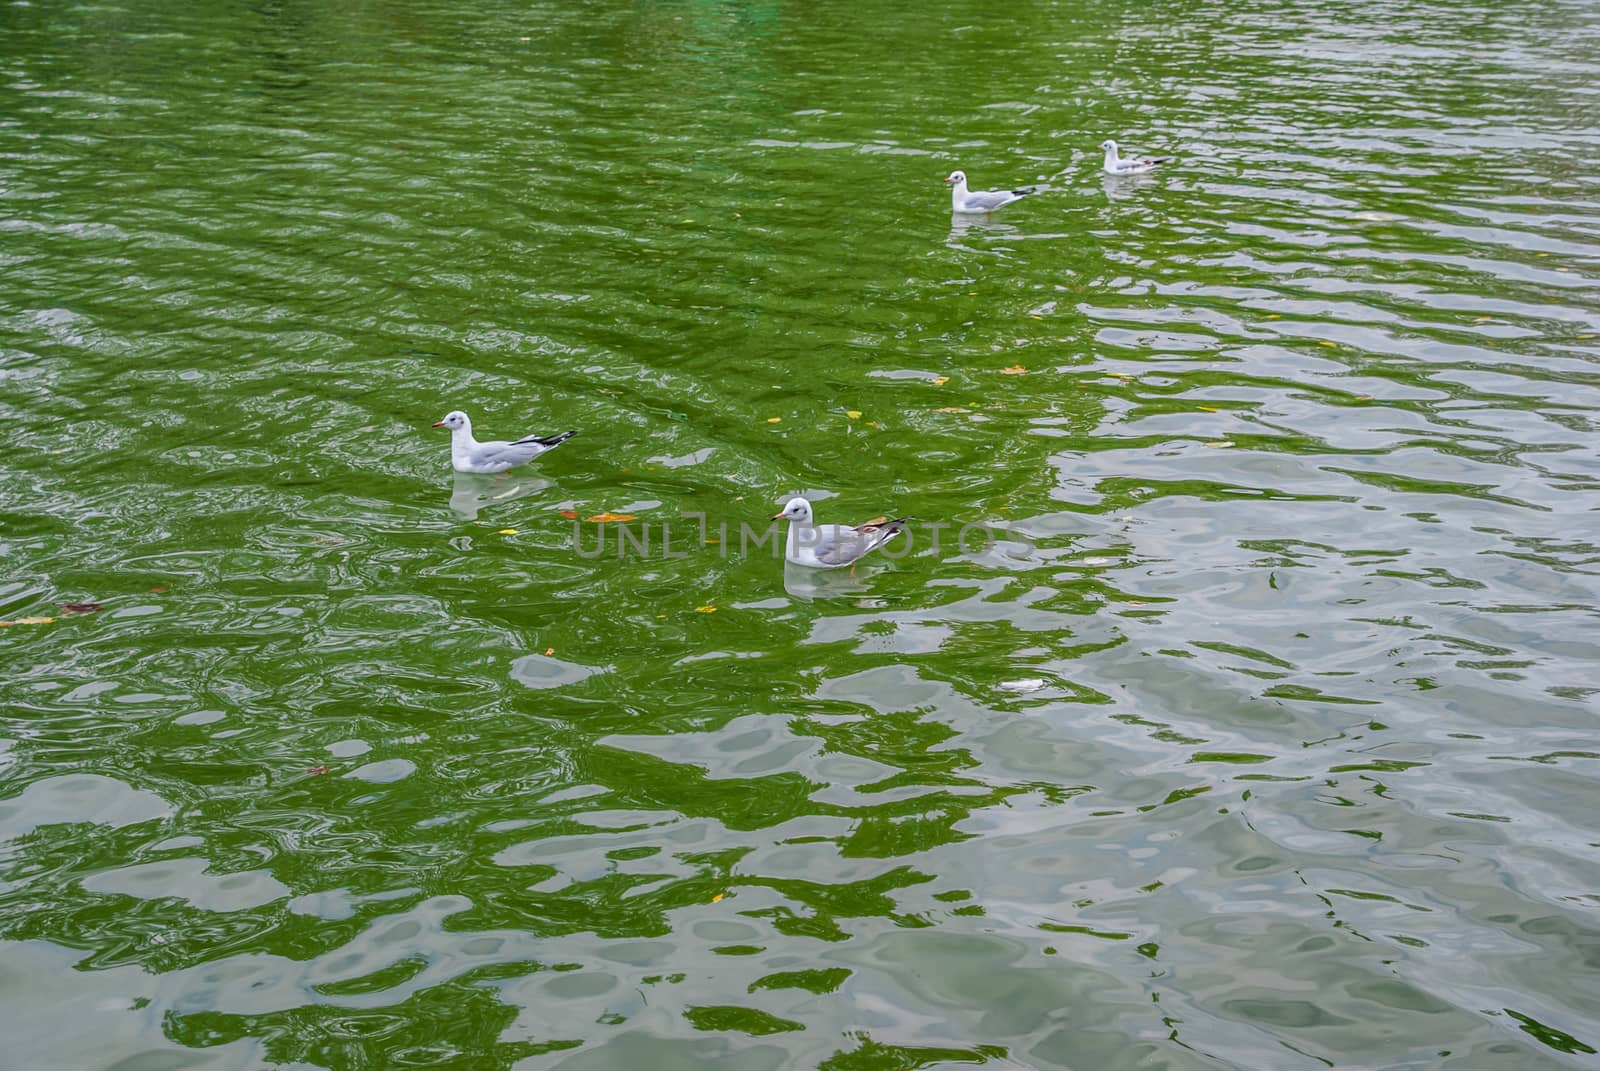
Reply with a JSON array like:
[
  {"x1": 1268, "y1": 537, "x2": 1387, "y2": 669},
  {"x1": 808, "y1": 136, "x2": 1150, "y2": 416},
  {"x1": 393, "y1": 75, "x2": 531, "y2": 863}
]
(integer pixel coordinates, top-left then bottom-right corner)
[
  {"x1": 807, "y1": 525, "x2": 873, "y2": 567},
  {"x1": 961, "y1": 187, "x2": 1031, "y2": 211},
  {"x1": 1113, "y1": 156, "x2": 1170, "y2": 173},
  {"x1": 472, "y1": 430, "x2": 578, "y2": 468},
  {"x1": 810, "y1": 517, "x2": 911, "y2": 566}
]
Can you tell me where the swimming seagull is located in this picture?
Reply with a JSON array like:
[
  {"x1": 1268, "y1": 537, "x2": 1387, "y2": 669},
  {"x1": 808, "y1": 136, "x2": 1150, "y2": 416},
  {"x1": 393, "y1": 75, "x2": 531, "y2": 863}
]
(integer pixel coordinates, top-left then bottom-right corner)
[
  {"x1": 432, "y1": 410, "x2": 578, "y2": 474},
  {"x1": 773, "y1": 496, "x2": 912, "y2": 570},
  {"x1": 1099, "y1": 140, "x2": 1172, "y2": 176},
  {"x1": 945, "y1": 170, "x2": 1035, "y2": 214}
]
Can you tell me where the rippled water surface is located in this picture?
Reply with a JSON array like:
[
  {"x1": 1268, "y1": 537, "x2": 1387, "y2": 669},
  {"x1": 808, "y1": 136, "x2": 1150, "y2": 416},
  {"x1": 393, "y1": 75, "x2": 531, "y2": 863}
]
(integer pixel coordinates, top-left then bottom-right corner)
[{"x1": 5, "y1": 0, "x2": 1600, "y2": 1067}]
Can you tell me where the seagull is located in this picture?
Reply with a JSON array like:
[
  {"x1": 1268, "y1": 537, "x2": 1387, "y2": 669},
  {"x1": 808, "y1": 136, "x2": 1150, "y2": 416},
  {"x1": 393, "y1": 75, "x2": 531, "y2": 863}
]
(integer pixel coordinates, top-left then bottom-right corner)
[
  {"x1": 431, "y1": 410, "x2": 577, "y2": 474},
  {"x1": 1099, "y1": 140, "x2": 1172, "y2": 176},
  {"x1": 773, "y1": 496, "x2": 912, "y2": 570},
  {"x1": 945, "y1": 170, "x2": 1035, "y2": 214}
]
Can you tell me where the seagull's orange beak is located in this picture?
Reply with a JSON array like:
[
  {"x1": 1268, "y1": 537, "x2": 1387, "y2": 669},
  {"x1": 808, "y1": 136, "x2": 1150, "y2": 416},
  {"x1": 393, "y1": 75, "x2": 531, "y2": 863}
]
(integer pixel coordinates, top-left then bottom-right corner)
[
  {"x1": 771, "y1": 510, "x2": 786, "y2": 520},
  {"x1": 431, "y1": 421, "x2": 446, "y2": 428},
  {"x1": 943, "y1": 176, "x2": 953, "y2": 183}
]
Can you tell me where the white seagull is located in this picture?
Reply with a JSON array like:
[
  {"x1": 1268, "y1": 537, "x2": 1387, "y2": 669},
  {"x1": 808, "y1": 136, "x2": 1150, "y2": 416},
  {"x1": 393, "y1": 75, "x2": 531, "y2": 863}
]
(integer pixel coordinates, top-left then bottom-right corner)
[
  {"x1": 945, "y1": 169, "x2": 1035, "y2": 214},
  {"x1": 432, "y1": 410, "x2": 577, "y2": 474},
  {"x1": 1099, "y1": 140, "x2": 1172, "y2": 176},
  {"x1": 773, "y1": 496, "x2": 912, "y2": 570}
]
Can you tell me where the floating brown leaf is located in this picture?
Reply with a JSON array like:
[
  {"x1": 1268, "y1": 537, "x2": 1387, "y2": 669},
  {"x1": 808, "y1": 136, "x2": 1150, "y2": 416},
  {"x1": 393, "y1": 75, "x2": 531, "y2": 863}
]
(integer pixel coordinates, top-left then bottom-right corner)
[
  {"x1": 307, "y1": 765, "x2": 330, "y2": 776},
  {"x1": 58, "y1": 603, "x2": 104, "y2": 614},
  {"x1": 586, "y1": 513, "x2": 638, "y2": 523},
  {"x1": 999, "y1": 365, "x2": 1027, "y2": 375}
]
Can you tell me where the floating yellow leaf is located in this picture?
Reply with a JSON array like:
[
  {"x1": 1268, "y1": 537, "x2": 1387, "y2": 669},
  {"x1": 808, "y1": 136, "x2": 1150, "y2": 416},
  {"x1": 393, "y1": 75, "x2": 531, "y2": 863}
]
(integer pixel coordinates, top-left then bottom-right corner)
[
  {"x1": 1198, "y1": 406, "x2": 1220, "y2": 412},
  {"x1": 695, "y1": 605, "x2": 717, "y2": 613},
  {"x1": 544, "y1": 647, "x2": 554, "y2": 656},
  {"x1": 846, "y1": 410, "x2": 862, "y2": 420},
  {"x1": 932, "y1": 406, "x2": 971, "y2": 414},
  {"x1": 1203, "y1": 441, "x2": 1235, "y2": 449},
  {"x1": 1536, "y1": 252, "x2": 1549, "y2": 257},
  {"x1": 767, "y1": 417, "x2": 782, "y2": 423},
  {"x1": 585, "y1": 512, "x2": 638, "y2": 523},
  {"x1": 1317, "y1": 341, "x2": 1338, "y2": 348},
  {"x1": 1473, "y1": 317, "x2": 1494, "y2": 323},
  {"x1": 656, "y1": 614, "x2": 667, "y2": 619},
  {"x1": 1000, "y1": 365, "x2": 1027, "y2": 375},
  {"x1": 1355, "y1": 395, "x2": 1374, "y2": 401},
  {"x1": 931, "y1": 376, "x2": 949, "y2": 386},
  {"x1": 711, "y1": 893, "x2": 725, "y2": 903},
  {"x1": 498, "y1": 528, "x2": 518, "y2": 535},
  {"x1": 1265, "y1": 314, "x2": 1281, "y2": 320},
  {"x1": 0, "y1": 616, "x2": 55, "y2": 627},
  {"x1": 866, "y1": 421, "x2": 882, "y2": 428}
]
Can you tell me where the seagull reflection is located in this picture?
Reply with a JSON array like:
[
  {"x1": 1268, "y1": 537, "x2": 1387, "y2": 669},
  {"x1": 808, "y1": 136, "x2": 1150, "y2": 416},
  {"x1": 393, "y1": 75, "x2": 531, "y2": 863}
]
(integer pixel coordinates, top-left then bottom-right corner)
[
  {"x1": 1101, "y1": 171, "x2": 1156, "y2": 200},
  {"x1": 947, "y1": 213, "x2": 1024, "y2": 246},
  {"x1": 448, "y1": 471, "x2": 549, "y2": 520},
  {"x1": 782, "y1": 561, "x2": 874, "y2": 601}
]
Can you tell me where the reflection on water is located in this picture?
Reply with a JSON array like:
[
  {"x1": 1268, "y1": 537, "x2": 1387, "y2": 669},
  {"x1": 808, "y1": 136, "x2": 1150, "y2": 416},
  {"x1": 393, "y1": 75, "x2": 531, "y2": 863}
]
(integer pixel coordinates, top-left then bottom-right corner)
[
  {"x1": 1099, "y1": 170, "x2": 1159, "y2": 200},
  {"x1": 781, "y1": 561, "x2": 874, "y2": 601},
  {"x1": 2, "y1": 0, "x2": 1600, "y2": 1067},
  {"x1": 947, "y1": 212, "x2": 1027, "y2": 246},
  {"x1": 447, "y1": 471, "x2": 551, "y2": 520}
]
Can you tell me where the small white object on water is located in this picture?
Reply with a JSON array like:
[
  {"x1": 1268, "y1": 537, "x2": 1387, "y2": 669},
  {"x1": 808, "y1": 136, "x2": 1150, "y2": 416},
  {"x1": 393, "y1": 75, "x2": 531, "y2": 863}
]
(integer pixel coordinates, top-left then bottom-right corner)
[{"x1": 1000, "y1": 678, "x2": 1048, "y2": 694}]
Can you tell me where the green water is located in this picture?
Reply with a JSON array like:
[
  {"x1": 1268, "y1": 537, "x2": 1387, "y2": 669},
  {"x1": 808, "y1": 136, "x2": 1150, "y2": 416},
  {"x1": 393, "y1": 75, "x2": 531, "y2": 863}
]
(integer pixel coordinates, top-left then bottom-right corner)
[{"x1": 4, "y1": 0, "x2": 1600, "y2": 1067}]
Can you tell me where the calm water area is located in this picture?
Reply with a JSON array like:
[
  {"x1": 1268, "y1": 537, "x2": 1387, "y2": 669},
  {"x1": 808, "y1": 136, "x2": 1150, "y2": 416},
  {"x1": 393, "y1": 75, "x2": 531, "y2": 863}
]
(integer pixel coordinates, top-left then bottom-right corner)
[{"x1": 3, "y1": 0, "x2": 1600, "y2": 1067}]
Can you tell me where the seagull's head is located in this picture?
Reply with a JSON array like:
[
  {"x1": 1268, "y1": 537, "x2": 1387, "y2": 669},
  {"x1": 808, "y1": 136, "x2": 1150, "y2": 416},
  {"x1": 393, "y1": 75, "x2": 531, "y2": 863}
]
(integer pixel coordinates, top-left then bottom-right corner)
[
  {"x1": 773, "y1": 497, "x2": 813, "y2": 523},
  {"x1": 432, "y1": 410, "x2": 469, "y2": 431},
  {"x1": 1099, "y1": 139, "x2": 1117, "y2": 153},
  {"x1": 944, "y1": 170, "x2": 965, "y2": 186}
]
